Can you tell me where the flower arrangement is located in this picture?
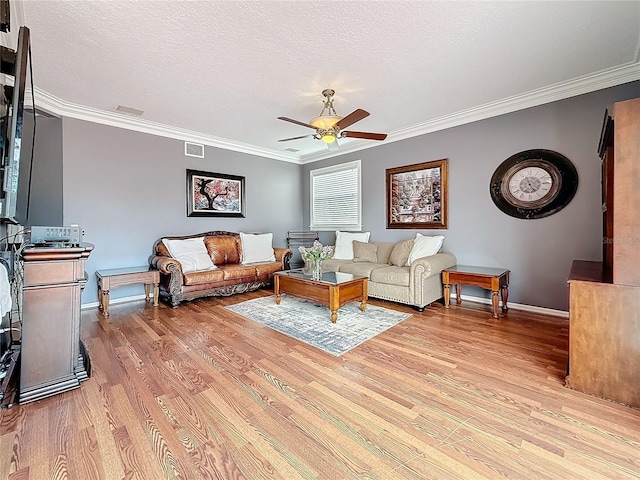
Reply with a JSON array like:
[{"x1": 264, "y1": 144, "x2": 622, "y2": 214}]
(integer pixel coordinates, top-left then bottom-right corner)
[
  {"x1": 299, "y1": 241, "x2": 333, "y2": 279},
  {"x1": 299, "y1": 240, "x2": 334, "y2": 263}
]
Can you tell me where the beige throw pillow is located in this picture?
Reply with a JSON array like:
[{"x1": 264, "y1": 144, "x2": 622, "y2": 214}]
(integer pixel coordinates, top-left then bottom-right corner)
[
  {"x1": 353, "y1": 241, "x2": 378, "y2": 263},
  {"x1": 375, "y1": 242, "x2": 396, "y2": 265},
  {"x1": 389, "y1": 239, "x2": 414, "y2": 267}
]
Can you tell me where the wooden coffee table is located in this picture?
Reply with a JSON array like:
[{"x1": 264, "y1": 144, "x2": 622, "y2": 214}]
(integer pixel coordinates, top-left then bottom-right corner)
[
  {"x1": 274, "y1": 270, "x2": 368, "y2": 323},
  {"x1": 442, "y1": 265, "x2": 510, "y2": 318}
]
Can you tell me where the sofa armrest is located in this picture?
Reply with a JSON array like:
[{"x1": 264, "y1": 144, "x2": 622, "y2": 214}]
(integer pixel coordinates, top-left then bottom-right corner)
[
  {"x1": 274, "y1": 247, "x2": 293, "y2": 270},
  {"x1": 149, "y1": 254, "x2": 182, "y2": 275},
  {"x1": 149, "y1": 254, "x2": 185, "y2": 305},
  {"x1": 410, "y1": 252, "x2": 457, "y2": 278}
]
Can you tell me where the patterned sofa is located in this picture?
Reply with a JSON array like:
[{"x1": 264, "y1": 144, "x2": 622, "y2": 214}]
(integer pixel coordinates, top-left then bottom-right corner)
[{"x1": 149, "y1": 231, "x2": 292, "y2": 307}]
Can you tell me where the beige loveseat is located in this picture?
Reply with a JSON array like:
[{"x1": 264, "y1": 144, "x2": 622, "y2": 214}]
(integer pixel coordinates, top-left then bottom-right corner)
[
  {"x1": 149, "y1": 231, "x2": 292, "y2": 307},
  {"x1": 320, "y1": 234, "x2": 456, "y2": 311}
]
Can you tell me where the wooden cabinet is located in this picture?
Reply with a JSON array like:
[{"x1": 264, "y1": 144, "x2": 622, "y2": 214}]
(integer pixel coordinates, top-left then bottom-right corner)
[
  {"x1": 598, "y1": 97, "x2": 640, "y2": 286},
  {"x1": 566, "y1": 97, "x2": 640, "y2": 408},
  {"x1": 567, "y1": 261, "x2": 640, "y2": 407},
  {"x1": 19, "y1": 243, "x2": 94, "y2": 404}
]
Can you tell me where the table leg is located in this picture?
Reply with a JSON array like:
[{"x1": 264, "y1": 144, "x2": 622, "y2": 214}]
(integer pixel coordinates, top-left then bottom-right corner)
[
  {"x1": 501, "y1": 284, "x2": 509, "y2": 311},
  {"x1": 455, "y1": 284, "x2": 462, "y2": 304},
  {"x1": 153, "y1": 284, "x2": 159, "y2": 307},
  {"x1": 274, "y1": 275, "x2": 281, "y2": 304},
  {"x1": 443, "y1": 283, "x2": 451, "y2": 308},
  {"x1": 144, "y1": 284, "x2": 151, "y2": 302},
  {"x1": 101, "y1": 290, "x2": 110, "y2": 318},
  {"x1": 360, "y1": 279, "x2": 368, "y2": 312},
  {"x1": 329, "y1": 285, "x2": 339, "y2": 323},
  {"x1": 491, "y1": 290, "x2": 499, "y2": 318},
  {"x1": 97, "y1": 285, "x2": 103, "y2": 312}
]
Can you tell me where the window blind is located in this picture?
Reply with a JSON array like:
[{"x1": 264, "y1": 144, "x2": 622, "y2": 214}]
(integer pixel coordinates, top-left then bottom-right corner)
[{"x1": 310, "y1": 160, "x2": 362, "y2": 231}]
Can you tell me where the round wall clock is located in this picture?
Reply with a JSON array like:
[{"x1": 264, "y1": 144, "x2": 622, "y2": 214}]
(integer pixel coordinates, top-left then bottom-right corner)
[{"x1": 489, "y1": 149, "x2": 578, "y2": 219}]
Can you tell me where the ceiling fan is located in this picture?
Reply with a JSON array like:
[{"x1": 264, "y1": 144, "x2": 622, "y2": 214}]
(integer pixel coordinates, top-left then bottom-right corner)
[{"x1": 277, "y1": 89, "x2": 387, "y2": 147}]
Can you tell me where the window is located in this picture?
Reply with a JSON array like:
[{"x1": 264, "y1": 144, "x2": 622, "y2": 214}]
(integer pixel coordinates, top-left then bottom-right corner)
[{"x1": 310, "y1": 160, "x2": 362, "y2": 231}]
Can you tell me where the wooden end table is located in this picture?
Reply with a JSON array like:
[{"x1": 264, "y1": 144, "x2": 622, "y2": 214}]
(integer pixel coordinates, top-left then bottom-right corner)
[
  {"x1": 274, "y1": 270, "x2": 368, "y2": 323},
  {"x1": 96, "y1": 266, "x2": 160, "y2": 318},
  {"x1": 442, "y1": 265, "x2": 510, "y2": 318}
]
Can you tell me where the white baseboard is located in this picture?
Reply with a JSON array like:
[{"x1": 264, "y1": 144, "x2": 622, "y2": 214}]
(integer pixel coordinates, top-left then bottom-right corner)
[
  {"x1": 82, "y1": 294, "x2": 147, "y2": 311},
  {"x1": 82, "y1": 292, "x2": 569, "y2": 319},
  {"x1": 450, "y1": 293, "x2": 569, "y2": 318}
]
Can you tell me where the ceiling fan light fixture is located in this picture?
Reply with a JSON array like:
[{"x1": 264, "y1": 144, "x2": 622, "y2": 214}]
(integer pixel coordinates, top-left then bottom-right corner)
[
  {"x1": 321, "y1": 133, "x2": 336, "y2": 143},
  {"x1": 277, "y1": 89, "x2": 387, "y2": 146},
  {"x1": 309, "y1": 115, "x2": 342, "y2": 130}
]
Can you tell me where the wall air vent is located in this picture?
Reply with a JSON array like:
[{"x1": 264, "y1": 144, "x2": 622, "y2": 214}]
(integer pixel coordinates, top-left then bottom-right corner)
[{"x1": 184, "y1": 142, "x2": 205, "y2": 158}]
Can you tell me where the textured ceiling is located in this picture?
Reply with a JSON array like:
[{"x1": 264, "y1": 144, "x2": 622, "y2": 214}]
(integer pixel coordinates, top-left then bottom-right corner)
[{"x1": 6, "y1": 0, "x2": 640, "y2": 163}]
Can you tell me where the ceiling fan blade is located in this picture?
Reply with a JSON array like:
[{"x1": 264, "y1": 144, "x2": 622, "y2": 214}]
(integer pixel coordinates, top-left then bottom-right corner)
[
  {"x1": 277, "y1": 116, "x2": 317, "y2": 130},
  {"x1": 334, "y1": 109, "x2": 369, "y2": 130},
  {"x1": 342, "y1": 131, "x2": 388, "y2": 141},
  {"x1": 278, "y1": 134, "x2": 314, "y2": 142}
]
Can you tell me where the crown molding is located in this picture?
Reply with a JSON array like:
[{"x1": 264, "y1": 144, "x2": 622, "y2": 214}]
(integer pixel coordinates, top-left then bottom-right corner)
[
  {"x1": 380, "y1": 61, "x2": 640, "y2": 148},
  {"x1": 28, "y1": 62, "x2": 640, "y2": 165},
  {"x1": 296, "y1": 61, "x2": 640, "y2": 163},
  {"x1": 28, "y1": 88, "x2": 302, "y2": 164}
]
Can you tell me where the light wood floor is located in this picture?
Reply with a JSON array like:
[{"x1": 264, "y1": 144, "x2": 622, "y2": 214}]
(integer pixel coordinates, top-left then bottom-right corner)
[{"x1": 1, "y1": 288, "x2": 639, "y2": 479}]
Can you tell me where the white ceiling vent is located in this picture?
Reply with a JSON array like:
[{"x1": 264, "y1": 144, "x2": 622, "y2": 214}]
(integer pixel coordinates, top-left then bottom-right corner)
[
  {"x1": 115, "y1": 104, "x2": 144, "y2": 116},
  {"x1": 184, "y1": 141, "x2": 205, "y2": 158}
]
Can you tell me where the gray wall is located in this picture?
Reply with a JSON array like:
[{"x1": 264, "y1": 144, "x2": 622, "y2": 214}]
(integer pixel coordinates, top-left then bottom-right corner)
[
  {"x1": 35, "y1": 81, "x2": 638, "y2": 311},
  {"x1": 61, "y1": 119, "x2": 302, "y2": 304},
  {"x1": 302, "y1": 81, "x2": 640, "y2": 311}
]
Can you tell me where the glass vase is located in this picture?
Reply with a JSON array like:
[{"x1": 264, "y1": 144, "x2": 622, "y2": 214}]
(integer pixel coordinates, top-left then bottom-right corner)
[
  {"x1": 302, "y1": 257, "x2": 323, "y2": 280},
  {"x1": 311, "y1": 260, "x2": 322, "y2": 280},
  {"x1": 303, "y1": 257, "x2": 314, "y2": 275}
]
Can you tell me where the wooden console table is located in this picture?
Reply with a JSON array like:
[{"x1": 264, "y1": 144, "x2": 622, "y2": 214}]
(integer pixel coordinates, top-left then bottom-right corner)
[
  {"x1": 442, "y1": 265, "x2": 510, "y2": 318},
  {"x1": 20, "y1": 243, "x2": 94, "y2": 404},
  {"x1": 96, "y1": 266, "x2": 159, "y2": 318}
]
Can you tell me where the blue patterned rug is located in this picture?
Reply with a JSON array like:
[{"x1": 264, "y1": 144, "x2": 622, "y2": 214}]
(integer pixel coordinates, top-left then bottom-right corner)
[{"x1": 225, "y1": 295, "x2": 412, "y2": 356}]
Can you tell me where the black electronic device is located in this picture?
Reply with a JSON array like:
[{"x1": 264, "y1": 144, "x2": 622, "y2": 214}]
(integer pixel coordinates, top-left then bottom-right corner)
[
  {"x1": 0, "y1": 26, "x2": 31, "y2": 223},
  {"x1": 0, "y1": 0, "x2": 9, "y2": 33},
  {"x1": 30, "y1": 225, "x2": 83, "y2": 246},
  {"x1": 0, "y1": 345, "x2": 20, "y2": 408}
]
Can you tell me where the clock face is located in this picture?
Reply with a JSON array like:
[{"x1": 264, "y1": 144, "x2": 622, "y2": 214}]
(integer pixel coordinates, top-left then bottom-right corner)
[
  {"x1": 502, "y1": 163, "x2": 561, "y2": 209},
  {"x1": 508, "y1": 166, "x2": 553, "y2": 201},
  {"x1": 490, "y1": 149, "x2": 578, "y2": 219}
]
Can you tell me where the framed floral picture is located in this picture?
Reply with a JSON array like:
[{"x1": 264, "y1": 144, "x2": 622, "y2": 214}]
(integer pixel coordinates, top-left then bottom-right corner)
[
  {"x1": 386, "y1": 159, "x2": 448, "y2": 229},
  {"x1": 186, "y1": 169, "x2": 245, "y2": 217}
]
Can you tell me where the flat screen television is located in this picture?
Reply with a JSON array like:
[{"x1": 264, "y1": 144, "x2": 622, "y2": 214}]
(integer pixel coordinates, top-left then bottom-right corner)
[{"x1": 0, "y1": 25, "x2": 30, "y2": 223}]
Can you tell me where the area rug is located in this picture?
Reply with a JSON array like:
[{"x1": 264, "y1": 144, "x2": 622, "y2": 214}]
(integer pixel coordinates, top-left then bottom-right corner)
[{"x1": 225, "y1": 295, "x2": 411, "y2": 356}]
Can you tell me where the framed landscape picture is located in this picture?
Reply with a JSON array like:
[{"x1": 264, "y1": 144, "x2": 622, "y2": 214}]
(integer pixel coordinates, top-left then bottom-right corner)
[
  {"x1": 186, "y1": 169, "x2": 245, "y2": 217},
  {"x1": 386, "y1": 159, "x2": 448, "y2": 229}
]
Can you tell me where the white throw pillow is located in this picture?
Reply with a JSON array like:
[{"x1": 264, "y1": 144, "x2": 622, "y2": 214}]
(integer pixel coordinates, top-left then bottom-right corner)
[
  {"x1": 407, "y1": 233, "x2": 444, "y2": 265},
  {"x1": 162, "y1": 237, "x2": 217, "y2": 273},
  {"x1": 240, "y1": 232, "x2": 275, "y2": 263},
  {"x1": 333, "y1": 230, "x2": 371, "y2": 260}
]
